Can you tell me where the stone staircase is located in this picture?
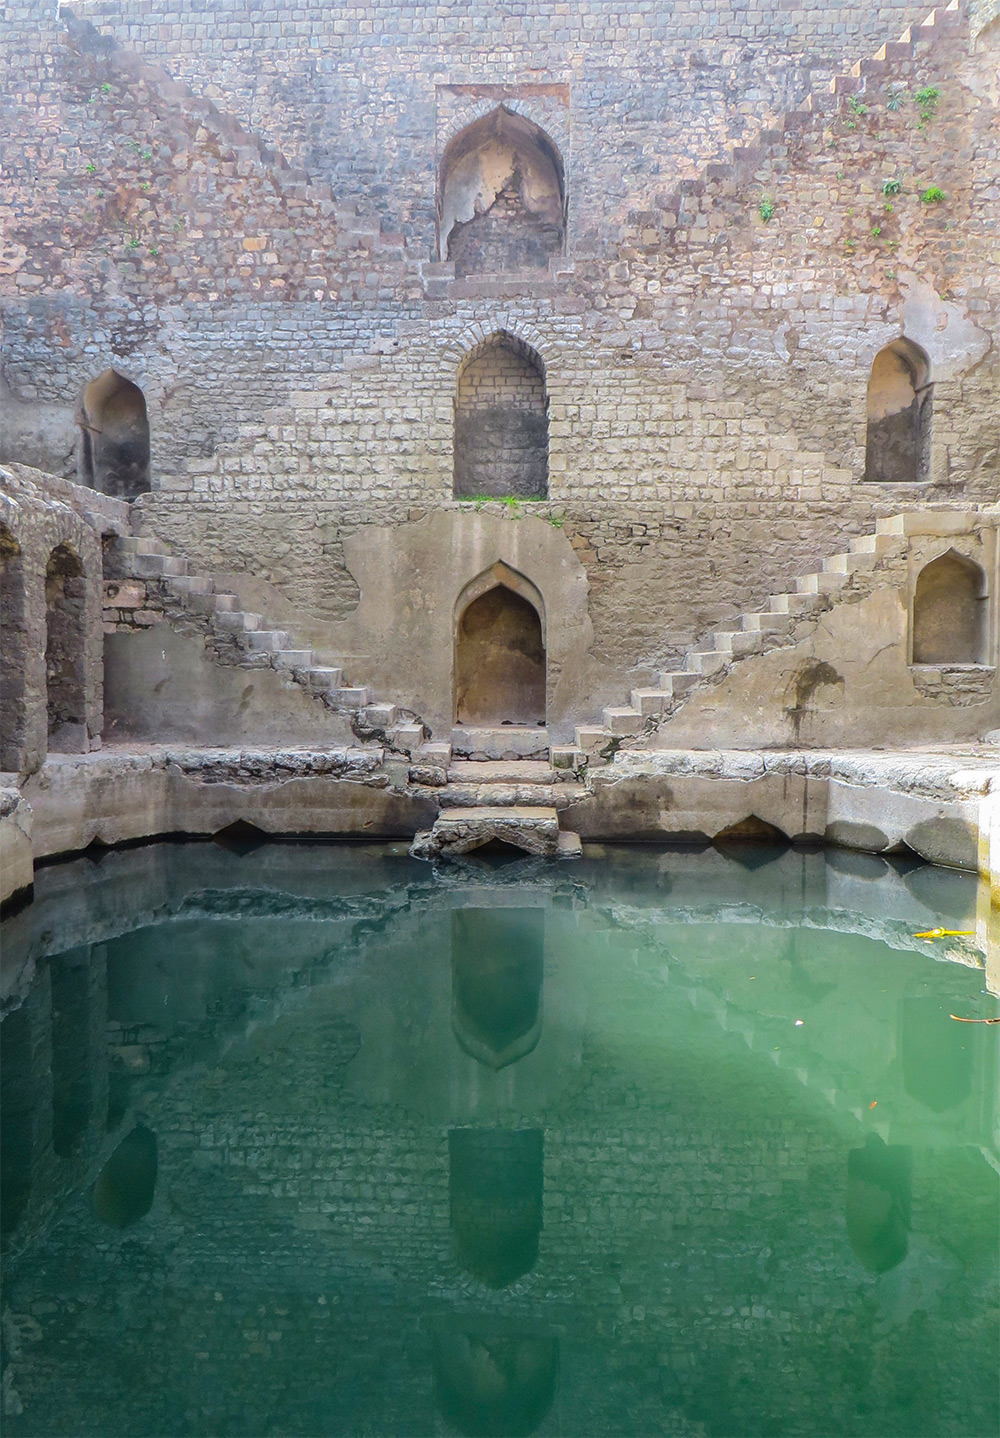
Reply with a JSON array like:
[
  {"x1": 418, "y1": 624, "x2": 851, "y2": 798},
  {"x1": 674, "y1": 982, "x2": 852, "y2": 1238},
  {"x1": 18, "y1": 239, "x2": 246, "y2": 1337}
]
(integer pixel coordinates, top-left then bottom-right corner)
[
  {"x1": 409, "y1": 757, "x2": 584, "y2": 859},
  {"x1": 559, "y1": 509, "x2": 983, "y2": 767},
  {"x1": 105, "y1": 535, "x2": 428, "y2": 751}
]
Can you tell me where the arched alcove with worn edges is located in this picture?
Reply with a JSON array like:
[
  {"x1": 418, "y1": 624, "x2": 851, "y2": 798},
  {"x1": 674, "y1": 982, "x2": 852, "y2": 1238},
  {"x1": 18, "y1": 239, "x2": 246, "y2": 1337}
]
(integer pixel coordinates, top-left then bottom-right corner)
[
  {"x1": 77, "y1": 369, "x2": 150, "y2": 499},
  {"x1": 0, "y1": 522, "x2": 27, "y2": 772},
  {"x1": 455, "y1": 564, "x2": 546, "y2": 725},
  {"x1": 433, "y1": 1327, "x2": 559, "y2": 1438},
  {"x1": 454, "y1": 332, "x2": 548, "y2": 500},
  {"x1": 439, "y1": 107, "x2": 565, "y2": 276},
  {"x1": 45, "y1": 543, "x2": 87, "y2": 752},
  {"x1": 864, "y1": 338, "x2": 932, "y2": 483},
  {"x1": 911, "y1": 550, "x2": 988, "y2": 664}
]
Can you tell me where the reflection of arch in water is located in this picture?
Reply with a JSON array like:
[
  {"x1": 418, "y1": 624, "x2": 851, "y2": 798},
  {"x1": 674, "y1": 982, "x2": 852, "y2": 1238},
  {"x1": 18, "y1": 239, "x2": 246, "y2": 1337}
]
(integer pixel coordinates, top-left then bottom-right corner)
[
  {"x1": 50, "y1": 949, "x2": 94, "y2": 1158},
  {"x1": 449, "y1": 1128, "x2": 543, "y2": 1288},
  {"x1": 94, "y1": 1124, "x2": 158, "y2": 1229},
  {"x1": 452, "y1": 909, "x2": 544, "y2": 1069},
  {"x1": 433, "y1": 1326, "x2": 559, "y2": 1438},
  {"x1": 846, "y1": 1135, "x2": 911, "y2": 1273},
  {"x1": 899, "y1": 997, "x2": 973, "y2": 1111}
]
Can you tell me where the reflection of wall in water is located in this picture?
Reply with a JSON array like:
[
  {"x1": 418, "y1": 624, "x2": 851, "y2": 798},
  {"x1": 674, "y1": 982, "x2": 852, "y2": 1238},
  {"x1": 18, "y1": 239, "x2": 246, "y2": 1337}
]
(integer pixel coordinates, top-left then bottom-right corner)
[
  {"x1": 433, "y1": 1323, "x2": 559, "y2": 1438},
  {"x1": 846, "y1": 1136, "x2": 911, "y2": 1274},
  {"x1": 452, "y1": 909, "x2": 544, "y2": 1070},
  {"x1": 449, "y1": 1127, "x2": 544, "y2": 1288}
]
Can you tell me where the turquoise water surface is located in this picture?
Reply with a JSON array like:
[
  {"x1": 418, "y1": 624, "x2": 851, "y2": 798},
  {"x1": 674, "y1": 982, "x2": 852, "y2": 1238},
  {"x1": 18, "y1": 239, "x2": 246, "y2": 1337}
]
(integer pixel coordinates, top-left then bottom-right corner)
[{"x1": 1, "y1": 840, "x2": 997, "y2": 1437}]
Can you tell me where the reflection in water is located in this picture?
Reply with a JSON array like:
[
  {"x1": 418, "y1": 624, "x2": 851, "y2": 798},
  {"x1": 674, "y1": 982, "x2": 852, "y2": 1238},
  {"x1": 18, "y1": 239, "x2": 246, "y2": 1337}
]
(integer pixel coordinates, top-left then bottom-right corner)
[
  {"x1": 94, "y1": 1125, "x2": 158, "y2": 1229},
  {"x1": 50, "y1": 950, "x2": 93, "y2": 1157},
  {"x1": 900, "y1": 997, "x2": 973, "y2": 1111},
  {"x1": 434, "y1": 1330, "x2": 559, "y2": 1438},
  {"x1": 846, "y1": 1136, "x2": 911, "y2": 1273},
  {"x1": 0, "y1": 1005, "x2": 33, "y2": 1238},
  {"x1": 452, "y1": 910, "x2": 544, "y2": 1070},
  {"x1": 449, "y1": 1128, "x2": 543, "y2": 1287}
]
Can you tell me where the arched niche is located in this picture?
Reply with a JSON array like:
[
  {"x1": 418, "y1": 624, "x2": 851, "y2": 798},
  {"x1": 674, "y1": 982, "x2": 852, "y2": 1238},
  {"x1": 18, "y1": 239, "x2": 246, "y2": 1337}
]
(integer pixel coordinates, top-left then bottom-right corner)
[
  {"x1": 93, "y1": 1124, "x2": 158, "y2": 1229},
  {"x1": 77, "y1": 369, "x2": 150, "y2": 499},
  {"x1": 455, "y1": 565, "x2": 546, "y2": 725},
  {"x1": 451, "y1": 909, "x2": 544, "y2": 1070},
  {"x1": 0, "y1": 522, "x2": 27, "y2": 772},
  {"x1": 45, "y1": 543, "x2": 87, "y2": 753},
  {"x1": 454, "y1": 332, "x2": 548, "y2": 500},
  {"x1": 864, "y1": 338, "x2": 932, "y2": 483},
  {"x1": 912, "y1": 550, "x2": 988, "y2": 665},
  {"x1": 448, "y1": 1128, "x2": 544, "y2": 1288},
  {"x1": 433, "y1": 1328, "x2": 559, "y2": 1438},
  {"x1": 846, "y1": 1136, "x2": 911, "y2": 1274},
  {"x1": 439, "y1": 107, "x2": 565, "y2": 276}
]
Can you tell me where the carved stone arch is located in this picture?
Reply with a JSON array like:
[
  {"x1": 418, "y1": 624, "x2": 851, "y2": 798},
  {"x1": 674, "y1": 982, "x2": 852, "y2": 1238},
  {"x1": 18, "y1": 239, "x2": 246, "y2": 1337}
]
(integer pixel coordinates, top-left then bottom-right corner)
[
  {"x1": 864, "y1": 337, "x2": 932, "y2": 483},
  {"x1": 77, "y1": 368, "x2": 150, "y2": 499},
  {"x1": 438, "y1": 106, "x2": 565, "y2": 274},
  {"x1": 454, "y1": 562, "x2": 546, "y2": 725},
  {"x1": 911, "y1": 547, "x2": 989, "y2": 664}
]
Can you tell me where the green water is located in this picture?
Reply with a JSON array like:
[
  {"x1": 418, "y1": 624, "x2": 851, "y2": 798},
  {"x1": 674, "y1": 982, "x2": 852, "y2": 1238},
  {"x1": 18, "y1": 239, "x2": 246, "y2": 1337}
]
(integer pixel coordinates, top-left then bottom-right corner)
[{"x1": 1, "y1": 841, "x2": 997, "y2": 1438}]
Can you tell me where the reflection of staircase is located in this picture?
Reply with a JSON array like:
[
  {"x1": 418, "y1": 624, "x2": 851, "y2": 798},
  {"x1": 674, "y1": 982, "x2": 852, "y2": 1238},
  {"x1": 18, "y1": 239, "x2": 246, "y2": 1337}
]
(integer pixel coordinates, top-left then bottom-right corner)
[
  {"x1": 105, "y1": 535, "x2": 428, "y2": 749},
  {"x1": 560, "y1": 509, "x2": 985, "y2": 767}
]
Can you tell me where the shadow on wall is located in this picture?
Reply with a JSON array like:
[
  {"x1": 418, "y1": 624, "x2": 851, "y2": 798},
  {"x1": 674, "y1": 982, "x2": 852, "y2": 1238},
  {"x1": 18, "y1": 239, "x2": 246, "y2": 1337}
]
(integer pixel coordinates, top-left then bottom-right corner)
[
  {"x1": 77, "y1": 369, "x2": 150, "y2": 499},
  {"x1": 439, "y1": 106, "x2": 565, "y2": 277},
  {"x1": 912, "y1": 550, "x2": 989, "y2": 664},
  {"x1": 45, "y1": 543, "x2": 87, "y2": 753},
  {"x1": 864, "y1": 338, "x2": 932, "y2": 484}
]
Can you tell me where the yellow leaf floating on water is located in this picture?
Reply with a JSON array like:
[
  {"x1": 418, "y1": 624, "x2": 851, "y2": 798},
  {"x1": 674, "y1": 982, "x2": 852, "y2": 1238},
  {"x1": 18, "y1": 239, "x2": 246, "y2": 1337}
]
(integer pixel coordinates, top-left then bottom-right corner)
[{"x1": 913, "y1": 927, "x2": 975, "y2": 939}]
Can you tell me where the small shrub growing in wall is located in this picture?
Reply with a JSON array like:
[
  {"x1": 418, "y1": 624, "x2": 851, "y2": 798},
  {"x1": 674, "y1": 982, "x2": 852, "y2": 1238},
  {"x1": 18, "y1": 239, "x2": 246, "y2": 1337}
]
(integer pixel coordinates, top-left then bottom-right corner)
[
  {"x1": 920, "y1": 186, "x2": 945, "y2": 204},
  {"x1": 914, "y1": 86, "x2": 941, "y2": 126},
  {"x1": 758, "y1": 195, "x2": 775, "y2": 223},
  {"x1": 882, "y1": 178, "x2": 902, "y2": 197}
]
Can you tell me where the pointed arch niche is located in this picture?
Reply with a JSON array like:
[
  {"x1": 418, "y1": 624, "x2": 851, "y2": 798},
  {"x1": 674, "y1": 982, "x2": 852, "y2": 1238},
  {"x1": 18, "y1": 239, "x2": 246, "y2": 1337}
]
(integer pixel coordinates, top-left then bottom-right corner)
[
  {"x1": 911, "y1": 550, "x2": 989, "y2": 665},
  {"x1": 454, "y1": 562, "x2": 546, "y2": 726},
  {"x1": 864, "y1": 338, "x2": 932, "y2": 484},
  {"x1": 45, "y1": 543, "x2": 87, "y2": 752},
  {"x1": 438, "y1": 107, "x2": 565, "y2": 276},
  {"x1": 77, "y1": 369, "x2": 150, "y2": 499},
  {"x1": 454, "y1": 332, "x2": 548, "y2": 500}
]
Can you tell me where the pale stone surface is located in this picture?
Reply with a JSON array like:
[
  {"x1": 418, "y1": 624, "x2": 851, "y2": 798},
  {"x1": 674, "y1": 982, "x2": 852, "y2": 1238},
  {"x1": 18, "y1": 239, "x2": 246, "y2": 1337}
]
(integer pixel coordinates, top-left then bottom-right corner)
[
  {"x1": 0, "y1": 786, "x2": 33, "y2": 906},
  {"x1": 410, "y1": 805, "x2": 564, "y2": 858}
]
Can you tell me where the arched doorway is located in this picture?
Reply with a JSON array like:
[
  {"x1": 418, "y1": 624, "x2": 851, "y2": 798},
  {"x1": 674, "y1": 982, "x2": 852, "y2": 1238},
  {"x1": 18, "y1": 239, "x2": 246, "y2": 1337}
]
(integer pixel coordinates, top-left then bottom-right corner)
[
  {"x1": 77, "y1": 369, "x2": 150, "y2": 498},
  {"x1": 912, "y1": 550, "x2": 988, "y2": 664},
  {"x1": 438, "y1": 106, "x2": 565, "y2": 276},
  {"x1": 864, "y1": 338, "x2": 932, "y2": 483},
  {"x1": 455, "y1": 578, "x2": 545, "y2": 726},
  {"x1": 45, "y1": 543, "x2": 87, "y2": 753}
]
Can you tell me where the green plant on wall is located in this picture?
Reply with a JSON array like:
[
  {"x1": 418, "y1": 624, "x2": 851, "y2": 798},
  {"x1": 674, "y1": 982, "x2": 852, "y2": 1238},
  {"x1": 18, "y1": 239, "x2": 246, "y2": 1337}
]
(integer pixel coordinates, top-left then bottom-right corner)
[
  {"x1": 758, "y1": 195, "x2": 775, "y2": 223},
  {"x1": 886, "y1": 88, "x2": 907, "y2": 111},
  {"x1": 920, "y1": 185, "x2": 945, "y2": 204},
  {"x1": 881, "y1": 178, "x2": 902, "y2": 197},
  {"x1": 914, "y1": 85, "x2": 941, "y2": 126}
]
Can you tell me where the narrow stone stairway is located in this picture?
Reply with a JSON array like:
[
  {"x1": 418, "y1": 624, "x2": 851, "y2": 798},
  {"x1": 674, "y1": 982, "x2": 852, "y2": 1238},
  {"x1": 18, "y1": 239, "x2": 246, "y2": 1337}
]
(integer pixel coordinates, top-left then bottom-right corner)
[
  {"x1": 560, "y1": 508, "x2": 984, "y2": 767},
  {"x1": 409, "y1": 755, "x2": 584, "y2": 858},
  {"x1": 105, "y1": 534, "x2": 428, "y2": 750}
]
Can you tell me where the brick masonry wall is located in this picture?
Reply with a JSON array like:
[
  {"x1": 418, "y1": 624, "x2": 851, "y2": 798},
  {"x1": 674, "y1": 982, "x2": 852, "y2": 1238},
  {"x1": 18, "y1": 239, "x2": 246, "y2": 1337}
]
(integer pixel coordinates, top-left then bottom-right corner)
[{"x1": 0, "y1": 1, "x2": 997, "y2": 715}]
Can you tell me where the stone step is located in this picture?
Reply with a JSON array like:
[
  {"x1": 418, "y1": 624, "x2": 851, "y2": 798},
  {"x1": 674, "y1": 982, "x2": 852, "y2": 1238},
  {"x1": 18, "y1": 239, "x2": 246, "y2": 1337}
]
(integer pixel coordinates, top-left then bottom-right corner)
[
  {"x1": 213, "y1": 593, "x2": 240, "y2": 612},
  {"x1": 214, "y1": 610, "x2": 262, "y2": 633},
  {"x1": 328, "y1": 686, "x2": 371, "y2": 709},
  {"x1": 557, "y1": 830, "x2": 583, "y2": 858},
  {"x1": 274, "y1": 649, "x2": 315, "y2": 670},
  {"x1": 657, "y1": 670, "x2": 701, "y2": 698},
  {"x1": 741, "y1": 611, "x2": 794, "y2": 635},
  {"x1": 849, "y1": 533, "x2": 897, "y2": 556},
  {"x1": 794, "y1": 570, "x2": 850, "y2": 595},
  {"x1": 388, "y1": 721, "x2": 424, "y2": 751},
  {"x1": 575, "y1": 725, "x2": 613, "y2": 751},
  {"x1": 166, "y1": 573, "x2": 215, "y2": 597},
  {"x1": 358, "y1": 702, "x2": 399, "y2": 728},
  {"x1": 450, "y1": 726, "x2": 549, "y2": 761},
  {"x1": 131, "y1": 553, "x2": 189, "y2": 579},
  {"x1": 411, "y1": 805, "x2": 564, "y2": 860},
  {"x1": 875, "y1": 510, "x2": 975, "y2": 537},
  {"x1": 769, "y1": 591, "x2": 826, "y2": 616},
  {"x1": 439, "y1": 783, "x2": 588, "y2": 809},
  {"x1": 304, "y1": 666, "x2": 344, "y2": 692},
  {"x1": 823, "y1": 550, "x2": 877, "y2": 575},
  {"x1": 684, "y1": 648, "x2": 729, "y2": 674},
  {"x1": 550, "y1": 745, "x2": 587, "y2": 770},
  {"x1": 602, "y1": 706, "x2": 643, "y2": 735},
  {"x1": 711, "y1": 629, "x2": 765, "y2": 657},
  {"x1": 244, "y1": 629, "x2": 292, "y2": 652},
  {"x1": 448, "y1": 760, "x2": 581, "y2": 786},
  {"x1": 630, "y1": 687, "x2": 670, "y2": 717}
]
